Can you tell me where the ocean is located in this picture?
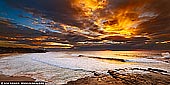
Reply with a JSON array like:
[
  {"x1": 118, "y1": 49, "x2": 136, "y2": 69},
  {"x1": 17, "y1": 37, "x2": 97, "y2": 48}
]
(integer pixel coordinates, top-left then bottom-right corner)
[{"x1": 0, "y1": 51, "x2": 170, "y2": 84}]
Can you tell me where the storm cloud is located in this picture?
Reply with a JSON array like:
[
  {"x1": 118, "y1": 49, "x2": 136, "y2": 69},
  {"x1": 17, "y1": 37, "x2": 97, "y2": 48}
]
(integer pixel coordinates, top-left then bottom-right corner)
[{"x1": 0, "y1": 0, "x2": 170, "y2": 50}]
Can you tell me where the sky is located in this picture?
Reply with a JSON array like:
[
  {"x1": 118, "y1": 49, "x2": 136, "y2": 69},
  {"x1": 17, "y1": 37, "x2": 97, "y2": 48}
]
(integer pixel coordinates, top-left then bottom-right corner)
[{"x1": 0, "y1": 0, "x2": 170, "y2": 50}]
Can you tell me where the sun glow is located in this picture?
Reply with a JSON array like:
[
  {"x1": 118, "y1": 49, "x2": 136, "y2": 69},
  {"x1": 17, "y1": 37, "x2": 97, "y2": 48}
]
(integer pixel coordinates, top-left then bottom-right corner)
[
  {"x1": 71, "y1": 0, "x2": 156, "y2": 38},
  {"x1": 71, "y1": 0, "x2": 108, "y2": 16}
]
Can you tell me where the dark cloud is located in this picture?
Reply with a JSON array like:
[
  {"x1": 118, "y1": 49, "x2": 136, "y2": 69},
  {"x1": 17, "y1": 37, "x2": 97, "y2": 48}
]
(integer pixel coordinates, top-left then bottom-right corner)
[
  {"x1": 0, "y1": 18, "x2": 90, "y2": 48},
  {"x1": 5, "y1": 0, "x2": 170, "y2": 32},
  {"x1": 5, "y1": 0, "x2": 79, "y2": 26},
  {"x1": 0, "y1": 19, "x2": 44, "y2": 38},
  {"x1": 1, "y1": 0, "x2": 170, "y2": 50},
  {"x1": 102, "y1": 36, "x2": 129, "y2": 42},
  {"x1": 137, "y1": 0, "x2": 170, "y2": 37},
  {"x1": 130, "y1": 37, "x2": 150, "y2": 42}
]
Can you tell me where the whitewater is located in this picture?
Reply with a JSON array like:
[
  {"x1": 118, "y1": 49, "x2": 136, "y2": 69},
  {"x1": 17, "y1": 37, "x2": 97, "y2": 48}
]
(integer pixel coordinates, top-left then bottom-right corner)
[{"x1": 0, "y1": 51, "x2": 170, "y2": 84}]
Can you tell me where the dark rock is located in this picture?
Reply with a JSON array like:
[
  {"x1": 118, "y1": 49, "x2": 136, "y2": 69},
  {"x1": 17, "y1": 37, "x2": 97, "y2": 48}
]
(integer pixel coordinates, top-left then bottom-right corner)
[
  {"x1": 148, "y1": 68, "x2": 168, "y2": 73},
  {"x1": 93, "y1": 71, "x2": 101, "y2": 76},
  {"x1": 107, "y1": 70, "x2": 119, "y2": 78},
  {"x1": 78, "y1": 55, "x2": 83, "y2": 57}
]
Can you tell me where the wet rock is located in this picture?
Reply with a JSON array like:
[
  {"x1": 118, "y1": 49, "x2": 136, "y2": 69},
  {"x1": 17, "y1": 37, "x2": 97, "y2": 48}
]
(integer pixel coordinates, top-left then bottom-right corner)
[
  {"x1": 107, "y1": 70, "x2": 119, "y2": 78},
  {"x1": 93, "y1": 71, "x2": 101, "y2": 76},
  {"x1": 148, "y1": 68, "x2": 168, "y2": 73},
  {"x1": 78, "y1": 55, "x2": 83, "y2": 57},
  {"x1": 66, "y1": 68, "x2": 170, "y2": 85}
]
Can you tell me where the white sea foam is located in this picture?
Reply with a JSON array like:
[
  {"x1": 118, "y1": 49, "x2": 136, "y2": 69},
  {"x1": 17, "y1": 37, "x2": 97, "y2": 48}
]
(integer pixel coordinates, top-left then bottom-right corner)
[
  {"x1": 32, "y1": 55, "x2": 113, "y2": 72},
  {"x1": 126, "y1": 58, "x2": 164, "y2": 63},
  {"x1": 161, "y1": 52, "x2": 170, "y2": 58},
  {"x1": 0, "y1": 53, "x2": 93, "y2": 84},
  {"x1": 0, "y1": 51, "x2": 169, "y2": 84},
  {"x1": 31, "y1": 53, "x2": 146, "y2": 72}
]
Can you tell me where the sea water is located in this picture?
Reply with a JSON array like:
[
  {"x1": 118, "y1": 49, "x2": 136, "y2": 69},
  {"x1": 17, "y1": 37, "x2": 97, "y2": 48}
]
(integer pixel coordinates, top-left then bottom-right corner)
[{"x1": 0, "y1": 51, "x2": 169, "y2": 84}]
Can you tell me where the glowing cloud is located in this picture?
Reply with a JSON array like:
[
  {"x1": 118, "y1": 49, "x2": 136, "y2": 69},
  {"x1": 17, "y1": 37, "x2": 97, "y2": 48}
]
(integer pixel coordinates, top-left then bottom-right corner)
[{"x1": 71, "y1": 0, "x2": 157, "y2": 38}]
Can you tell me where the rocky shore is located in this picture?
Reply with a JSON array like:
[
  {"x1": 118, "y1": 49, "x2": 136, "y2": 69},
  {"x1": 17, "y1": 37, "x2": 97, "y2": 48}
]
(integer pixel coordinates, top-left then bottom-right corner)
[
  {"x1": 66, "y1": 68, "x2": 170, "y2": 85},
  {"x1": 0, "y1": 52, "x2": 169, "y2": 84}
]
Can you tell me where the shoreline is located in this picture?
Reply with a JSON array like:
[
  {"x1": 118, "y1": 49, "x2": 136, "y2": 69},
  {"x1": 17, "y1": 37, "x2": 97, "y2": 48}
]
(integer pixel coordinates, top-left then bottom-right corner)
[
  {"x1": 0, "y1": 53, "x2": 23, "y2": 59},
  {"x1": 0, "y1": 53, "x2": 35, "y2": 82},
  {"x1": 1, "y1": 68, "x2": 170, "y2": 85},
  {"x1": 0, "y1": 74, "x2": 35, "y2": 82},
  {"x1": 0, "y1": 52, "x2": 170, "y2": 84}
]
